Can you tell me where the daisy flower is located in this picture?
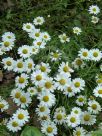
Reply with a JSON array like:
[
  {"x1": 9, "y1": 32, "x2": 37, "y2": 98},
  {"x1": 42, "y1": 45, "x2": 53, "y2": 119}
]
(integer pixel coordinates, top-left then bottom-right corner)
[
  {"x1": 15, "y1": 73, "x2": 29, "y2": 89},
  {"x1": 72, "y1": 57, "x2": 86, "y2": 69},
  {"x1": 39, "y1": 115, "x2": 51, "y2": 122},
  {"x1": 17, "y1": 92, "x2": 31, "y2": 108},
  {"x1": 2, "y1": 57, "x2": 14, "y2": 71},
  {"x1": 18, "y1": 45, "x2": 31, "y2": 58},
  {"x1": 29, "y1": 29, "x2": 41, "y2": 40},
  {"x1": 78, "y1": 48, "x2": 90, "y2": 60},
  {"x1": 89, "y1": 49, "x2": 102, "y2": 61},
  {"x1": 42, "y1": 32, "x2": 51, "y2": 41},
  {"x1": 72, "y1": 78, "x2": 85, "y2": 93},
  {"x1": 30, "y1": 46, "x2": 39, "y2": 55},
  {"x1": 76, "y1": 95, "x2": 86, "y2": 106},
  {"x1": 58, "y1": 33, "x2": 70, "y2": 43},
  {"x1": 0, "y1": 98, "x2": 9, "y2": 112},
  {"x1": 33, "y1": 39, "x2": 46, "y2": 49},
  {"x1": 81, "y1": 111, "x2": 96, "y2": 125},
  {"x1": 88, "y1": 100, "x2": 101, "y2": 114},
  {"x1": 27, "y1": 87, "x2": 37, "y2": 96},
  {"x1": 31, "y1": 70, "x2": 46, "y2": 86},
  {"x1": 2, "y1": 32, "x2": 16, "y2": 42},
  {"x1": 58, "y1": 62, "x2": 74, "y2": 77},
  {"x1": 25, "y1": 58, "x2": 35, "y2": 73},
  {"x1": 13, "y1": 108, "x2": 29, "y2": 125},
  {"x1": 93, "y1": 86, "x2": 102, "y2": 98},
  {"x1": 38, "y1": 92, "x2": 56, "y2": 107},
  {"x1": 96, "y1": 74, "x2": 102, "y2": 85},
  {"x1": 67, "y1": 113, "x2": 80, "y2": 128},
  {"x1": 2, "y1": 40, "x2": 14, "y2": 51},
  {"x1": 41, "y1": 121, "x2": 57, "y2": 136},
  {"x1": 73, "y1": 27, "x2": 82, "y2": 35},
  {"x1": 36, "y1": 104, "x2": 50, "y2": 117},
  {"x1": 7, "y1": 118, "x2": 21, "y2": 132},
  {"x1": 88, "y1": 5, "x2": 100, "y2": 15},
  {"x1": 22, "y1": 23, "x2": 35, "y2": 33},
  {"x1": 50, "y1": 50, "x2": 62, "y2": 61},
  {"x1": 73, "y1": 127, "x2": 86, "y2": 136},
  {"x1": 14, "y1": 59, "x2": 26, "y2": 73},
  {"x1": 54, "y1": 74, "x2": 71, "y2": 91},
  {"x1": 91, "y1": 16, "x2": 99, "y2": 24},
  {"x1": 33, "y1": 16, "x2": 45, "y2": 25},
  {"x1": 36, "y1": 62, "x2": 51, "y2": 73},
  {"x1": 71, "y1": 107, "x2": 82, "y2": 116}
]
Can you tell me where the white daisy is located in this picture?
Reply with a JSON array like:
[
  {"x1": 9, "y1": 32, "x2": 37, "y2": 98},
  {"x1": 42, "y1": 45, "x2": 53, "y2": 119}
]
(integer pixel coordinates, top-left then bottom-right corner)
[
  {"x1": 93, "y1": 86, "x2": 102, "y2": 98},
  {"x1": 72, "y1": 57, "x2": 86, "y2": 69},
  {"x1": 91, "y1": 16, "x2": 99, "y2": 24},
  {"x1": 58, "y1": 62, "x2": 74, "y2": 77},
  {"x1": 15, "y1": 73, "x2": 29, "y2": 89},
  {"x1": 2, "y1": 40, "x2": 14, "y2": 51},
  {"x1": 33, "y1": 16, "x2": 45, "y2": 25},
  {"x1": 36, "y1": 62, "x2": 51, "y2": 73},
  {"x1": 72, "y1": 78, "x2": 85, "y2": 93},
  {"x1": 41, "y1": 121, "x2": 57, "y2": 136},
  {"x1": 30, "y1": 46, "x2": 39, "y2": 55},
  {"x1": 89, "y1": 49, "x2": 102, "y2": 61},
  {"x1": 25, "y1": 58, "x2": 35, "y2": 73},
  {"x1": 50, "y1": 50, "x2": 62, "y2": 61},
  {"x1": 7, "y1": 118, "x2": 21, "y2": 132},
  {"x1": 42, "y1": 32, "x2": 51, "y2": 41},
  {"x1": 81, "y1": 111, "x2": 96, "y2": 125},
  {"x1": 22, "y1": 23, "x2": 35, "y2": 33},
  {"x1": 2, "y1": 57, "x2": 14, "y2": 71},
  {"x1": 2, "y1": 32, "x2": 16, "y2": 42},
  {"x1": 78, "y1": 48, "x2": 90, "y2": 60},
  {"x1": 88, "y1": 100, "x2": 101, "y2": 114},
  {"x1": 14, "y1": 59, "x2": 26, "y2": 73},
  {"x1": 71, "y1": 107, "x2": 82, "y2": 116},
  {"x1": 13, "y1": 108, "x2": 29, "y2": 125},
  {"x1": 67, "y1": 113, "x2": 80, "y2": 128},
  {"x1": 76, "y1": 95, "x2": 86, "y2": 106},
  {"x1": 59, "y1": 33, "x2": 70, "y2": 43},
  {"x1": 18, "y1": 45, "x2": 31, "y2": 59},
  {"x1": 29, "y1": 29, "x2": 42, "y2": 40},
  {"x1": 73, "y1": 127, "x2": 86, "y2": 136},
  {"x1": 33, "y1": 39, "x2": 46, "y2": 49},
  {"x1": 0, "y1": 98, "x2": 9, "y2": 112},
  {"x1": 38, "y1": 92, "x2": 56, "y2": 107},
  {"x1": 88, "y1": 5, "x2": 100, "y2": 15},
  {"x1": 73, "y1": 27, "x2": 82, "y2": 35},
  {"x1": 27, "y1": 87, "x2": 37, "y2": 96}
]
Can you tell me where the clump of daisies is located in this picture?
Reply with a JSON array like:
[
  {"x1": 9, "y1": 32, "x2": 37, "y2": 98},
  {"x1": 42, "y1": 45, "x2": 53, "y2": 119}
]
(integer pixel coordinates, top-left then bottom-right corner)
[{"x1": 0, "y1": 5, "x2": 102, "y2": 136}]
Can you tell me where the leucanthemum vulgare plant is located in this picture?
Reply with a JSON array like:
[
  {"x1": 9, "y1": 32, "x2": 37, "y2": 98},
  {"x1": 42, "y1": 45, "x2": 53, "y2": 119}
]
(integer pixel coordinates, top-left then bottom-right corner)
[{"x1": 0, "y1": 3, "x2": 102, "y2": 136}]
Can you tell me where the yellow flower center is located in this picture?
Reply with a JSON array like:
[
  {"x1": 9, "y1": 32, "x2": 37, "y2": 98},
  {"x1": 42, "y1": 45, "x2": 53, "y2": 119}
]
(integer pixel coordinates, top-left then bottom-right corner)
[
  {"x1": 40, "y1": 66, "x2": 46, "y2": 72},
  {"x1": 37, "y1": 87, "x2": 42, "y2": 92},
  {"x1": 74, "y1": 82, "x2": 80, "y2": 87},
  {"x1": 37, "y1": 42, "x2": 42, "y2": 46},
  {"x1": 7, "y1": 36, "x2": 11, "y2": 39},
  {"x1": 67, "y1": 87, "x2": 72, "y2": 92},
  {"x1": 28, "y1": 63, "x2": 32, "y2": 69},
  {"x1": 84, "y1": 114, "x2": 90, "y2": 121},
  {"x1": 98, "y1": 90, "x2": 102, "y2": 94},
  {"x1": 59, "y1": 79, "x2": 66, "y2": 85},
  {"x1": 74, "y1": 110, "x2": 78, "y2": 114},
  {"x1": 76, "y1": 131, "x2": 81, "y2": 136},
  {"x1": 36, "y1": 75, "x2": 42, "y2": 81},
  {"x1": 53, "y1": 53, "x2": 59, "y2": 58},
  {"x1": 37, "y1": 19, "x2": 41, "y2": 22},
  {"x1": 17, "y1": 62, "x2": 23, "y2": 68},
  {"x1": 62, "y1": 36, "x2": 67, "y2": 41},
  {"x1": 63, "y1": 66, "x2": 69, "y2": 72},
  {"x1": 78, "y1": 97, "x2": 84, "y2": 102},
  {"x1": 91, "y1": 104, "x2": 97, "y2": 110},
  {"x1": 56, "y1": 114, "x2": 62, "y2": 120},
  {"x1": 12, "y1": 121, "x2": 18, "y2": 127},
  {"x1": 20, "y1": 96, "x2": 26, "y2": 103},
  {"x1": 26, "y1": 25, "x2": 31, "y2": 29},
  {"x1": 43, "y1": 96, "x2": 49, "y2": 102},
  {"x1": 35, "y1": 33, "x2": 40, "y2": 37},
  {"x1": 82, "y1": 52, "x2": 88, "y2": 57},
  {"x1": 4, "y1": 41, "x2": 10, "y2": 47},
  {"x1": 70, "y1": 117, "x2": 76, "y2": 123},
  {"x1": 40, "y1": 107, "x2": 45, "y2": 112},
  {"x1": 22, "y1": 49, "x2": 28, "y2": 54},
  {"x1": 44, "y1": 35, "x2": 48, "y2": 39},
  {"x1": 76, "y1": 59, "x2": 82, "y2": 65},
  {"x1": 93, "y1": 52, "x2": 98, "y2": 57},
  {"x1": 18, "y1": 113, "x2": 24, "y2": 120},
  {"x1": 45, "y1": 82, "x2": 52, "y2": 89},
  {"x1": 47, "y1": 127, "x2": 53, "y2": 133},
  {"x1": 15, "y1": 92, "x2": 21, "y2": 98},
  {"x1": 0, "y1": 103, "x2": 4, "y2": 109},
  {"x1": 97, "y1": 79, "x2": 102, "y2": 84},
  {"x1": 93, "y1": 8, "x2": 96, "y2": 12},
  {"x1": 19, "y1": 77, "x2": 25, "y2": 83},
  {"x1": 6, "y1": 61, "x2": 12, "y2": 66}
]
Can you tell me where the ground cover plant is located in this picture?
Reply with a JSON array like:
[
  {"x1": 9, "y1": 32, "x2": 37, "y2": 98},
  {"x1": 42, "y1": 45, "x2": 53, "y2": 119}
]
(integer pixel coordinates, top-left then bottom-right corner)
[{"x1": 0, "y1": 0, "x2": 102, "y2": 136}]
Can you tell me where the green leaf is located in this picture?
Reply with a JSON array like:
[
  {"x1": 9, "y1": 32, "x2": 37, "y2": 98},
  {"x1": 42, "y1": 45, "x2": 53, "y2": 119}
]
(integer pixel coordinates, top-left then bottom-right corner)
[
  {"x1": 92, "y1": 129, "x2": 102, "y2": 136},
  {"x1": 20, "y1": 126, "x2": 44, "y2": 136}
]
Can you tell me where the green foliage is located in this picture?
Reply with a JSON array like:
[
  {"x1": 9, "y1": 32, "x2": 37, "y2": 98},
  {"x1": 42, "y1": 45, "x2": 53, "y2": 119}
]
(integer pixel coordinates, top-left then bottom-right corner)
[
  {"x1": 20, "y1": 126, "x2": 44, "y2": 136},
  {"x1": 0, "y1": 125, "x2": 11, "y2": 136},
  {"x1": 92, "y1": 129, "x2": 102, "y2": 136}
]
